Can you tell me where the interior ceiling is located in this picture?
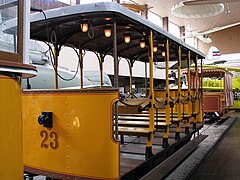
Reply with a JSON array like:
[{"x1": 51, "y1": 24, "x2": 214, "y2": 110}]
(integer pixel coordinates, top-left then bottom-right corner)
[{"x1": 132, "y1": 0, "x2": 240, "y2": 33}]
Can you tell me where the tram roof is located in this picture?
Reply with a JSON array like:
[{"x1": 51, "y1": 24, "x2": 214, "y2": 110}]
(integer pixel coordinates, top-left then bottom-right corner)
[
  {"x1": 183, "y1": 67, "x2": 233, "y2": 77},
  {"x1": 202, "y1": 68, "x2": 233, "y2": 77},
  {"x1": 5, "y1": 2, "x2": 205, "y2": 66}
]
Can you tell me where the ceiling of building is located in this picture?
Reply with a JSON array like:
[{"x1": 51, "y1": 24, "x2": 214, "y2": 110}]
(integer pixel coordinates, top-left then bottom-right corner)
[{"x1": 132, "y1": 0, "x2": 240, "y2": 34}]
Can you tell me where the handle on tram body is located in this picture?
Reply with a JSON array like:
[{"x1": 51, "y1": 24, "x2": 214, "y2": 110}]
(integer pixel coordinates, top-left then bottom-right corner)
[{"x1": 38, "y1": 112, "x2": 53, "y2": 128}]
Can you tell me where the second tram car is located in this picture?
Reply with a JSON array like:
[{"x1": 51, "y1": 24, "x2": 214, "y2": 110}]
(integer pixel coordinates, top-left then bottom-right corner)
[
  {"x1": 201, "y1": 68, "x2": 233, "y2": 119},
  {"x1": 184, "y1": 67, "x2": 233, "y2": 120}
]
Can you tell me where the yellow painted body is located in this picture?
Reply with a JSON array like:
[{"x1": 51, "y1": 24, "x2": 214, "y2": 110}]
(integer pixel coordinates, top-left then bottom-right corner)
[
  {"x1": 0, "y1": 75, "x2": 23, "y2": 180},
  {"x1": 22, "y1": 89, "x2": 119, "y2": 179},
  {"x1": 197, "y1": 95, "x2": 203, "y2": 123},
  {"x1": 177, "y1": 46, "x2": 182, "y2": 133},
  {"x1": 147, "y1": 30, "x2": 155, "y2": 147}
]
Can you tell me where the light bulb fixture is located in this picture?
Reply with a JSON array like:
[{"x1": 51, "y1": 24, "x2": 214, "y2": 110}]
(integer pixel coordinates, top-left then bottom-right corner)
[
  {"x1": 153, "y1": 40, "x2": 158, "y2": 53},
  {"x1": 139, "y1": 39, "x2": 145, "y2": 48},
  {"x1": 153, "y1": 46, "x2": 158, "y2": 52},
  {"x1": 162, "y1": 51, "x2": 166, "y2": 57},
  {"x1": 80, "y1": 22, "x2": 88, "y2": 32},
  {"x1": 104, "y1": 26, "x2": 111, "y2": 38},
  {"x1": 123, "y1": 33, "x2": 131, "y2": 43}
]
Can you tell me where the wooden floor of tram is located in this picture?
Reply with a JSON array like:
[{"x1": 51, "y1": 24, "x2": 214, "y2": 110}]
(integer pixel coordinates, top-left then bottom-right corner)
[
  {"x1": 119, "y1": 122, "x2": 203, "y2": 176},
  {"x1": 189, "y1": 111, "x2": 240, "y2": 180}
]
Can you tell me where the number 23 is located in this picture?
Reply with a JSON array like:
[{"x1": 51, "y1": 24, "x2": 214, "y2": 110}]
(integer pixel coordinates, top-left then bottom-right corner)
[{"x1": 40, "y1": 130, "x2": 59, "y2": 149}]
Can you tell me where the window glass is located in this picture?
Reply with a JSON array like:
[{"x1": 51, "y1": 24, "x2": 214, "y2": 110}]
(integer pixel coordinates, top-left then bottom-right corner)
[
  {"x1": 148, "y1": 11, "x2": 162, "y2": 28},
  {"x1": 0, "y1": 0, "x2": 18, "y2": 53},
  {"x1": 169, "y1": 21, "x2": 180, "y2": 38},
  {"x1": 185, "y1": 37, "x2": 196, "y2": 48}
]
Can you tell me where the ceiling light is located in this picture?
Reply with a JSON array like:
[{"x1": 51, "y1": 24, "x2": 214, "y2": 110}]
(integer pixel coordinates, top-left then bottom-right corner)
[
  {"x1": 140, "y1": 39, "x2": 145, "y2": 48},
  {"x1": 153, "y1": 46, "x2": 158, "y2": 53},
  {"x1": 104, "y1": 26, "x2": 111, "y2": 38},
  {"x1": 153, "y1": 41, "x2": 158, "y2": 52},
  {"x1": 80, "y1": 23, "x2": 88, "y2": 32},
  {"x1": 171, "y1": 2, "x2": 224, "y2": 18},
  {"x1": 162, "y1": 51, "x2": 166, "y2": 57},
  {"x1": 123, "y1": 33, "x2": 131, "y2": 43}
]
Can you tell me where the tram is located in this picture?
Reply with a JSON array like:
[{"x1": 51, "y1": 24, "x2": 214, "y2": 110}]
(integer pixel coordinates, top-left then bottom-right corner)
[
  {"x1": 201, "y1": 68, "x2": 233, "y2": 119},
  {"x1": 183, "y1": 67, "x2": 233, "y2": 121},
  {"x1": 0, "y1": 1, "x2": 36, "y2": 179},
  {"x1": 5, "y1": 2, "x2": 205, "y2": 179}
]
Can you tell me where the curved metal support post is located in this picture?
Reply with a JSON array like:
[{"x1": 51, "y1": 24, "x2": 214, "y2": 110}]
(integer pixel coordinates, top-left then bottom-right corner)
[
  {"x1": 195, "y1": 55, "x2": 203, "y2": 123},
  {"x1": 194, "y1": 55, "x2": 199, "y2": 99},
  {"x1": 53, "y1": 45, "x2": 59, "y2": 89},
  {"x1": 162, "y1": 38, "x2": 170, "y2": 147},
  {"x1": 95, "y1": 52, "x2": 105, "y2": 89},
  {"x1": 113, "y1": 17, "x2": 119, "y2": 88},
  {"x1": 145, "y1": 62, "x2": 148, "y2": 96},
  {"x1": 79, "y1": 48, "x2": 84, "y2": 89},
  {"x1": 126, "y1": 59, "x2": 134, "y2": 97},
  {"x1": 176, "y1": 46, "x2": 182, "y2": 141},
  {"x1": 185, "y1": 50, "x2": 191, "y2": 132},
  {"x1": 145, "y1": 30, "x2": 155, "y2": 157}
]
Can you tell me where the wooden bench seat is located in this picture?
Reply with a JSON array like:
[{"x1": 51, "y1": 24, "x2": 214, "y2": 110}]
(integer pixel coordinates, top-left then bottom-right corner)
[
  {"x1": 191, "y1": 112, "x2": 199, "y2": 115},
  {"x1": 118, "y1": 115, "x2": 149, "y2": 121},
  {"x1": 118, "y1": 115, "x2": 180, "y2": 122},
  {"x1": 118, "y1": 113, "x2": 180, "y2": 118},
  {"x1": 118, "y1": 127, "x2": 155, "y2": 144},
  {"x1": 118, "y1": 127, "x2": 154, "y2": 136},
  {"x1": 141, "y1": 111, "x2": 190, "y2": 116},
  {"x1": 118, "y1": 120, "x2": 169, "y2": 128}
]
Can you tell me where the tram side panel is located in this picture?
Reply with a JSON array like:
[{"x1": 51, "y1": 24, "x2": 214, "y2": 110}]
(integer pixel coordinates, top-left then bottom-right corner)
[
  {"x1": 0, "y1": 76, "x2": 23, "y2": 179},
  {"x1": 203, "y1": 92, "x2": 225, "y2": 115},
  {"x1": 22, "y1": 90, "x2": 119, "y2": 179}
]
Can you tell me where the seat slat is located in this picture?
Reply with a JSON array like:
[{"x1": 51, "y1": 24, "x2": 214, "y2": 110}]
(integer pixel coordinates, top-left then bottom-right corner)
[
  {"x1": 118, "y1": 116, "x2": 180, "y2": 122},
  {"x1": 118, "y1": 127, "x2": 154, "y2": 137},
  {"x1": 118, "y1": 120, "x2": 169, "y2": 127}
]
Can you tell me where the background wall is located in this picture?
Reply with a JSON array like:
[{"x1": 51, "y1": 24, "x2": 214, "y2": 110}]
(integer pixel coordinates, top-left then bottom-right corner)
[{"x1": 198, "y1": 25, "x2": 240, "y2": 55}]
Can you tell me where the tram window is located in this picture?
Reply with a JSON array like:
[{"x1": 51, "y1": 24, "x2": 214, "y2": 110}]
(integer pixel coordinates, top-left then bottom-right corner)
[{"x1": 0, "y1": 0, "x2": 18, "y2": 53}]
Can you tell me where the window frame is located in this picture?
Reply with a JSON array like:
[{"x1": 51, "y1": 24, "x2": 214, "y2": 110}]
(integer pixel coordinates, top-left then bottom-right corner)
[{"x1": 0, "y1": 0, "x2": 23, "y2": 63}]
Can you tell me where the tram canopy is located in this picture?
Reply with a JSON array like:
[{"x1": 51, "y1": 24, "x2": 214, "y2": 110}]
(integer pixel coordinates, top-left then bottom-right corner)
[
  {"x1": 4, "y1": 2, "x2": 205, "y2": 67},
  {"x1": 183, "y1": 67, "x2": 233, "y2": 78},
  {"x1": 201, "y1": 68, "x2": 233, "y2": 78}
]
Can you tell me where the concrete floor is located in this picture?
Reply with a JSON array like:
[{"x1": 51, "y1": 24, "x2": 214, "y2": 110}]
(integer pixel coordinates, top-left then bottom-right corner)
[{"x1": 190, "y1": 112, "x2": 240, "y2": 180}]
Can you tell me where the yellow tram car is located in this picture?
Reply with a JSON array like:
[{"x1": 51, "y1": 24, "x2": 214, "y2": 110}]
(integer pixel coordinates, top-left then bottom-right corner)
[
  {"x1": 3, "y1": 2, "x2": 206, "y2": 179},
  {"x1": 0, "y1": 1, "x2": 36, "y2": 179}
]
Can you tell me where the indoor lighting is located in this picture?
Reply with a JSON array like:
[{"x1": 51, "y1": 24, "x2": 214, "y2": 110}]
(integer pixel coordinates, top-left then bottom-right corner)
[
  {"x1": 104, "y1": 26, "x2": 111, "y2": 38},
  {"x1": 162, "y1": 51, "x2": 166, "y2": 57},
  {"x1": 153, "y1": 44, "x2": 158, "y2": 53},
  {"x1": 80, "y1": 23, "x2": 88, "y2": 32},
  {"x1": 171, "y1": 2, "x2": 224, "y2": 19},
  {"x1": 140, "y1": 39, "x2": 145, "y2": 48},
  {"x1": 123, "y1": 33, "x2": 131, "y2": 43}
]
